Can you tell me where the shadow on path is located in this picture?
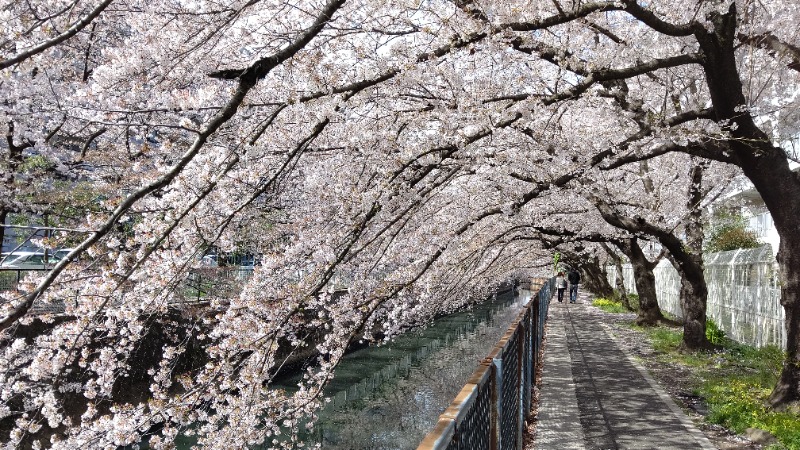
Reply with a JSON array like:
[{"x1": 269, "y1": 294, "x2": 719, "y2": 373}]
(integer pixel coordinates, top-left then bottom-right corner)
[{"x1": 534, "y1": 294, "x2": 715, "y2": 450}]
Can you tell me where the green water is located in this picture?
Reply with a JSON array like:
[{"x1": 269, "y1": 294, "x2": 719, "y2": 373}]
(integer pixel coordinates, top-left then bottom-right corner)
[{"x1": 155, "y1": 287, "x2": 530, "y2": 449}]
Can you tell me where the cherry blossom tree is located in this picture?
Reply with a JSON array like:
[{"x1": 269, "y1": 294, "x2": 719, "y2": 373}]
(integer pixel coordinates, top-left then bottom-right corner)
[
  {"x1": 2, "y1": 0, "x2": 800, "y2": 447},
  {"x1": 438, "y1": 0, "x2": 800, "y2": 406},
  {"x1": 589, "y1": 157, "x2": 738, "y2": 347}
]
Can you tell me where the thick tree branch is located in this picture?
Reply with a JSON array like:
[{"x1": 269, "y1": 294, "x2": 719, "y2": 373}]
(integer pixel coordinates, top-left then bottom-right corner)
[
  {"x1": 0, "y1": 0, "x2": 114, "y2": 70},
  {"x1": 620, "y1": 0, "x2": 697, "y2": 36},
  {"x1": 505, "y1": 2, "x2": 623, "y2": 31},
  {"x1": 79, "y1": 128, "x2": 106, "y2": 160},
  {"x1": 209, "y1": 0, "x2": 345, "y2": 84},
  {"x1": 0, "y1": 0, "x2": 348, "y2": 333},
  {"x1": 486, "y1": 53, "x2": 702, "y2": 104},
  {"x1": 589, "y1": 193, "x2": 690, "y2": 265},
  {"x1": 601, "y1": 138, "x2": 734, "y2": 171},
  {"x1": 738, "y1": 32, "x2": 800, "y2": 73}
]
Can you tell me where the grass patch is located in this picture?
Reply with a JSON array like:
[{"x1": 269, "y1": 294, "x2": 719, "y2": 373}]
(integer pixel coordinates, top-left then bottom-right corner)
[
  {"x1": 633, "y1": 325, "x2": 709, "y2": 367},
  {"x1": 694, "y1": 342, "x2": 800, "y2": 448},
  {"x1": 592, "y1": 298, "x2": 628, "y2": 313},
  {"x1": 645, "y1": 326, "x2": 683, "y2": 353},
  {"x1": 626, "y1": 293, "x2": 640, "y2": 311},
  {"x1": 629, "y1": 321, "x2": 800, "y2": 448},
  {"x1": 595, "y1": 298, "x2": 800, "y2": 447}
]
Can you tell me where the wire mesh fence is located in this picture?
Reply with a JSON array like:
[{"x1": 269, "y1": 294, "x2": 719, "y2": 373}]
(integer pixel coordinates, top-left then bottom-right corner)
[
  {"x1": 1, "y1": 267, "x2": 256, "y2": 312},
  {"x1": 0, "y1": 269, "x2": 69, "y2": 314},
  {"x1": 607, "y1": 245, "x2": 785, "y2": 349},
  {"x1": 0, "y1": 269, "x2": 32, "y2": 292},
  {"x1": 417, "y1": 277, "x2": 553, "y2": 450},
  {"x1": 178, "y1": 267, "x2": 255, "y2": 302}
]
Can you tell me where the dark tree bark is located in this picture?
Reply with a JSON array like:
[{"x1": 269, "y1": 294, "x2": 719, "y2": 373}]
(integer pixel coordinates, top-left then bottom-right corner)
[
  {"x1": 591, "y1": 190, "x2": 713, "y2": 349},
  {"x1": 689, "y1": 4, "x2": 800, "y2": 405},
  {"x1": 601, "y1": 242, "x2": 631, "y2": 310},
  {"x1": 574, "y1": 254, "x2": 614, "y2": 299},
  {"x1": 2, "y1": 122, "x2": 29, "y2": 256},
  {"x1": 616, "y1": 238, "x2": 669, "y2": 325},
  {"x1": 676, "y1": 162, "x2": 712, "y2": 349}
]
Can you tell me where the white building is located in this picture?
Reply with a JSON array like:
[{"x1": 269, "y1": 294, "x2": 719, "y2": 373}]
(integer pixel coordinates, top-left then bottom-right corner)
[{"x1": 726, "y1": 186, "x2": 780, "y2": 257}]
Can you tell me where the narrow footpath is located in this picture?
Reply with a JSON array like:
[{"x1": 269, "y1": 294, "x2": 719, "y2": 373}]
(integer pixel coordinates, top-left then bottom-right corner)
[{"x1": 533, "y1": 293, "x2": 716, "y2": 450}]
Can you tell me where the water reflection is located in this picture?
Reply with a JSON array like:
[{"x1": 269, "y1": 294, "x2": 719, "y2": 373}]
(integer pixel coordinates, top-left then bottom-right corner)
[{"x1": 291, "y1": 288, "x2": 530, "y2": 449}]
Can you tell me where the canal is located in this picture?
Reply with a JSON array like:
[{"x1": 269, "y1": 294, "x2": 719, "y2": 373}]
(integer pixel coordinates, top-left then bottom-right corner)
[{"x1": 277, "y1": 286, "x2": 532, "y2": 449}]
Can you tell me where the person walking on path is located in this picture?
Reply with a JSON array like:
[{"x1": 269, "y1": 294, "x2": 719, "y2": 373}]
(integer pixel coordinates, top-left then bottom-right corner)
[
  {"x1": 555, "y1": 271, "x2": 567, "y2": 302},
  {"x1": 567, "y1": 268, "x2": 580, "y2": 303}
]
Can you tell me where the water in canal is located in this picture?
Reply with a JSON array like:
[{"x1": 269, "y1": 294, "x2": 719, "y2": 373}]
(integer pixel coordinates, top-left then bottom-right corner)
[{"x1": 281, "y1": 287, "x2": 531, "y2": 449}]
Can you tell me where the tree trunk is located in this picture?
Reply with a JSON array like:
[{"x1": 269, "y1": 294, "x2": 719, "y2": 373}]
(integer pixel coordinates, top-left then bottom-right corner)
[
  {"x1": 601, "y1": 242, "x2": 631, "y2": 310},
  {"x1": 678, "y1": 162, "x2": 713, "y2": 350},
  {"x1": 769, "y1": 236, "x2": 800, "y2": 407},
  {"x1": 613, "y1": 258, "x2": 630, "y2": 310},
  {"x1": 625, "y1": 239, "x2": 666, "y2": 325},
  {"x1": 577, "y1": 255, "x2": 614, "y2": 299},
  {"x1": 694, "y1": 5, "x2": 800, "y2": 404},
  {"x1": 734, "y1": 145, "x2": 800, "y2": 406},
  {"x1": 676, "y1": 256, "x2": 711, "y2": 349}
]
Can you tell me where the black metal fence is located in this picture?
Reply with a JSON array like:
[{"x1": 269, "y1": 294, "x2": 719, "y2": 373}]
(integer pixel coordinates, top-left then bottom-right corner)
[
  {"x1": 0, "y1": 268, "x2": 48, "y2": 293},
  {"x1": 181, "y1": 267, "x2": 254, "y2": 302},
  {"x1": 416, "y1": 277, "x2": 553, "y2": 450},
  {"x1": 0, "y1": 267, "x2": 254, "y2": 312}
]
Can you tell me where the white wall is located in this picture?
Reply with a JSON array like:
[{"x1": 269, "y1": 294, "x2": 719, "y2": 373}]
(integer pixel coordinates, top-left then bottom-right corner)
[{"x1": 608, "y1": 245, "x2": 785, "y2": 349}]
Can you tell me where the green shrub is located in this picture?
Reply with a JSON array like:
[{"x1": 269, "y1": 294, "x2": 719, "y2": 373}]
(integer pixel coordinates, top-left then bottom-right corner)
[
  {"x1": 592, "y1": 298, "x2": 627, "y2": 313},
  {"x1": 706, "y1": 319, "x2": 726, "y2": 345},
  {"x1": 626, "y1": 293, "x2": 640, "y2": 310},
  {"x1": 705, "y1": 209, "x2": 762, "y2": 253},
  {"x1": 703, "y1": 378, "x2": 800, "y2": 449}
]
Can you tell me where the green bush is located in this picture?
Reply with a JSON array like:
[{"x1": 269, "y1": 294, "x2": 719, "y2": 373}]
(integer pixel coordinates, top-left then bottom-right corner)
[
  {"x1": 705, "y1": 210, "x2": 762, "y2": 253},
  {"x1": 592, "y1": 298, "x2": 627, "y2": 313},
  {"x1": 626, "y1": 293, "x2": 640, "y2": 310},
  {"x1": 706, "y1": 319, "x2": 726, "y2": 345}
]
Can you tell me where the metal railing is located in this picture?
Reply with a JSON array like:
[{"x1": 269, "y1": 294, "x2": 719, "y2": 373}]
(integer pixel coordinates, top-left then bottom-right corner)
[
  {"x1": 0, "y1": 268, "x2": 70, "y2": 314},
  {"x1": 417, "y1": 277, "x2": 553, "y2": 450},
  {"x1": 0, "y1": 268, "x2": 44, "y2": 292},
  {"x1": 180, "y1": 267, "x2": 255, "y2": 302}
]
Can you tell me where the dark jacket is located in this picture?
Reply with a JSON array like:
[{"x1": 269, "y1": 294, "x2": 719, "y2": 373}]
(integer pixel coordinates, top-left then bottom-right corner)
[{"x1": 567, "y1": 270, "x2": 580, "y2": 284}]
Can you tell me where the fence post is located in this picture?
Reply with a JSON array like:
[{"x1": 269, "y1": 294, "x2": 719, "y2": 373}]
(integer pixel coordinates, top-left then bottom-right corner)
[
  {"x1": 491, "y1": 356, "x2": 502, "y2": 450},
  {"x1": 517, "y1": 322, "x2": 525, "y2": 449},
  {"x1": 488, "y1": 359, "x2": 497, "y2": 450},
  {"x1": 532, "y1": 293, "x2": 540, "y2": 386}
]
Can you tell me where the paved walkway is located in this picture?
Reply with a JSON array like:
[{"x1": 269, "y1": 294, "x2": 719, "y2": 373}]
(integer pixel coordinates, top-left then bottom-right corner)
[{"x1": 534, "y1": 293, "x2": 716, "y2": 450}]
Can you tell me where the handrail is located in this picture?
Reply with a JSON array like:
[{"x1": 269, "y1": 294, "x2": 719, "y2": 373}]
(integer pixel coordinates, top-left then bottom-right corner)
[{"x1": 416, "y1": 277, "x2": 553, "y2": 450}]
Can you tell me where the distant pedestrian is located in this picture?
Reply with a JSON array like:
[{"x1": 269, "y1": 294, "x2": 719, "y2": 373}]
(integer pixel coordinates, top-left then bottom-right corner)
[
  {"x1": 555, "y1": 271, "x2": 567, "y2": 303},
  {"x1": 567, "y1": 268, "x2": 581, "y2": 303}
]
